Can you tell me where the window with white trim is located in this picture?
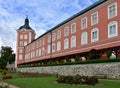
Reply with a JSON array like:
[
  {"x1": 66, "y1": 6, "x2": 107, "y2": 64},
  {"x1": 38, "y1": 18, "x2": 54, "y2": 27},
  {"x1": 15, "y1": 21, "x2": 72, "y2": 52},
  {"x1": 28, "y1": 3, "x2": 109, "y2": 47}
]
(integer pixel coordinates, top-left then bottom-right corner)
[
  {"x1": 81, "y1": 17, "x2": 87, "y2": 29},
  {"x1": 48, "y1": 35, "x2": 51, "y2": 43},
  {"x1": 57, "y1": 30, "x2": 61, "y2": 39},
  {"x1": 108, "y1": 21, "x2": 118, "y2": 38},
  {"x1": 24, "y1": 41, "x2": 27, "y2": 46},
  {"x1": 108, "y1": 2, "x2": 117, "y2": 19},
  {"x1": 57, "y1": 41, "x2": 61, "y2": 51},
  {"x1": 52, "y1": 33, "x2": 56, "y2": 41},
  {"x1": 64, "y1": 38, "x2": 69, "y2": 49},
  {"x1": 91, "y1": 28, "x2": 99, "y2": 42},
  {"x1": 24, "y1": 34, "x2": 27, "y2": 39},
  {"x1": 20, "y1": 34, "x2": 23, "y2": 39},
  {"x1": 42, "y1": 38, "x2": 45, "y2": 46},
  {"x1": 52, "y1": 43, "x2": 55, "y2": 53},
  {"x1": 19, "y1": 48, "x2": 23, "y2": 53},
  {"x1": 39, "y1": 48, "x2": 41, "y2": 56},
  {"x1": 91, "y1": 12, "x2": 98, "y2": 25},
  {"x1": 20, "y1": 41, "x2": 23, "y2": 46},
  {"x1": 36, "y1": 49, "x2": 39, "y2": 57},
  {"x1": 64, "y1": 26, "x2": 69, "y2": 36},
  {"x1": 81, "y1": 32, "x2": 88, "y2": 45},
  {"x1": 71, "y1": 23, "x2": 76, "y2": 33},
  {"x1": 71, "y1": 36, "x2": 76, "y2": 48},
  {"x1": 41, "y1": 47, "x2": 44, "y2": 56},
  {"x1": 19, "y1": 54, "x2": 22, "y2": 60},
  {"x1": 47, "y1": 45, "x2": 51, "y2": 54}
]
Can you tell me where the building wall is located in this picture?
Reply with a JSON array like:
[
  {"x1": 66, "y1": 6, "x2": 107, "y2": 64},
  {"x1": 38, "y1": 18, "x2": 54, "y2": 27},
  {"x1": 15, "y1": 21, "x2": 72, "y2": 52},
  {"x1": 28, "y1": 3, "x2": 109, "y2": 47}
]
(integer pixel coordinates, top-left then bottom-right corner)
[
  {"x1": 17, "y1": 0, "x2": 120, "y2": 65},
  {"x1": 17, "y1": 62, "x2": 120, "y2": 79}
]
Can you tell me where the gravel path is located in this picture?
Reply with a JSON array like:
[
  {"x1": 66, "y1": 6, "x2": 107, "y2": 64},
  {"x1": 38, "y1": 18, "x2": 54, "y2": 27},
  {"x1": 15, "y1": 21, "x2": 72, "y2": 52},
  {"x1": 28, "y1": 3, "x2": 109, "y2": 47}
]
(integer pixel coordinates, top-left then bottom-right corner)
[{"x1": 0, "y1": 81, "x2": 20, "y2": 88}]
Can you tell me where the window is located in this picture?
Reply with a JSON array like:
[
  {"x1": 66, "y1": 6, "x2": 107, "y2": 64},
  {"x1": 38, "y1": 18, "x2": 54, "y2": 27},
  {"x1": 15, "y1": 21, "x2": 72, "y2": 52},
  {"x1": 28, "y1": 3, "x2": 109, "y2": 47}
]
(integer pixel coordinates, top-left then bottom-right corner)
[
  {"x1": 48, "y1": 35, "x2": 51, "y2": 43},
  {"x1": 52, "y1": 33, "x2": 56, "y2": 41},
  {"x1": 81, "y1": 32, "x2": 88, "y2": 45},
  {"x1": 20, "y1": 34, "x2": 23, "y2": 39},
  {"x1": 64, "y1": 26, "x2": 69, "y2": 36},
  {"x1": 71, "y1": 23, "x2": 76, "y2": 33},
  {"x1": 71, "y1": 36, "x2": 76, "y2": 48},
  {"x1": 19, "y1": 54, "x2": 22, "y2": 60},
  {"x1": 108, "y1": 2, "x2": 117, "y2": 19},
  {"x1": 81, "y1": 17, "x2": 87, "y2": 29},
  {"x1": 36, "y1": 49, "x2": 39, "y2": 57},
  {"x1": 42, "y1": 39, "x2": 45, "y2": 46},
  {"x1": 24, "y1": 34, "x2": 27, "y2": 39},
  {"x1": 57, "y1": 41, "x2": 61, "y2": 51},
  {"x1": 36, "y1": 41, "x2": 39, "y2": 48},
  {"x1": 24, "y1": 41, "x2": 27, "y2": 46},
  {"x1": 20, "y1": 41, "x2": 23, "y2": 46},
  {"x1": 47, "y1": 45, "x2": 51, "y2": 54},
  {"x1": 52, "y1": 43, "x2": 55, "y2": 53},
  {"x1": 39, "y1": 48, "x2": 41, "y2": 56},
  {"x1": 91, "y1": 12, "x2": 98, "y2": 25},
  {"x1": 19, "y1": 48, "x2": 23, "y2": 53},
  {"x1": 91, "y1": 28, "x2": 99, "y2": 42},
  {"x1": 108, "y1": 21, "x2": 118, "y2": 38},
  {"x1": 57, "y1": 30, "x2": 61, "y2": 39},
  {"x1": 41, "y1": 47, "x2": 44, "y2": 56},
  {"x1": 64, "y1": 38, "x2": 69, "y2": 49}
]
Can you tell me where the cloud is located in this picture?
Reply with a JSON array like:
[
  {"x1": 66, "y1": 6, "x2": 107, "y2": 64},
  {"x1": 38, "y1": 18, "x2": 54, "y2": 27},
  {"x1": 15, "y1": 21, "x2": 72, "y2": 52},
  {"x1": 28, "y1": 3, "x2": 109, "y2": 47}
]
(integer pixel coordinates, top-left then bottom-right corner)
[{"x1": 0, "y1": 0, "x2": 98, "y2": 53}]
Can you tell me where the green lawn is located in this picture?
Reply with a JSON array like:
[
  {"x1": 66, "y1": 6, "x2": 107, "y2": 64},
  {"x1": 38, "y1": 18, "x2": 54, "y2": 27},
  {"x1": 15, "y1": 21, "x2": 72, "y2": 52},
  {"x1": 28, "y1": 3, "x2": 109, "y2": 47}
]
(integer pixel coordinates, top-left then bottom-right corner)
[{"x1": 1, "y1": 74, "x2": 120, "y2": 88}]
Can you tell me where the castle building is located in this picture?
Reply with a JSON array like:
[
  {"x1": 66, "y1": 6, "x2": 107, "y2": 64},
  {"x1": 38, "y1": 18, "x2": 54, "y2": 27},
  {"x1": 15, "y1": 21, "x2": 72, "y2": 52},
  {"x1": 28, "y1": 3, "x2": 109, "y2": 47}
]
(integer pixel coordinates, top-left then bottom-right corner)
[{"x1": 16, "y1": 0, "x2": 120, "y2": 67}]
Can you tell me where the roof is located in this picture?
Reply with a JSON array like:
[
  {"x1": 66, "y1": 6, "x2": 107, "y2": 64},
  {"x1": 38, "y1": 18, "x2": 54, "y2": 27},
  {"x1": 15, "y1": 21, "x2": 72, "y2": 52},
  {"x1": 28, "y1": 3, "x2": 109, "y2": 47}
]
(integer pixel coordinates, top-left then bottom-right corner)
[
  {"x1": 18, "y1": 17, "x2": 35, "y2": 34},
  {"x1": 27, "y1": 0, "x2": 108, "y2": 45}
]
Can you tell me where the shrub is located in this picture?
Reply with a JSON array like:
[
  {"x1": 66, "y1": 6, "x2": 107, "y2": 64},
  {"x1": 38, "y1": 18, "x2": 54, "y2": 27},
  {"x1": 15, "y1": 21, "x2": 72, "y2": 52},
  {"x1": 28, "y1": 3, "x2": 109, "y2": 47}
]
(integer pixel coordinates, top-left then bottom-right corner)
[
  {"x1": 2, "y1": 69, "x2": 7, "y2": 75},
  {"x1": 56, "y1": 75, "x2": 98, "y2": 85},
  {"x1": 2, "y1": 74, "x2": 12, "y2": 79}
]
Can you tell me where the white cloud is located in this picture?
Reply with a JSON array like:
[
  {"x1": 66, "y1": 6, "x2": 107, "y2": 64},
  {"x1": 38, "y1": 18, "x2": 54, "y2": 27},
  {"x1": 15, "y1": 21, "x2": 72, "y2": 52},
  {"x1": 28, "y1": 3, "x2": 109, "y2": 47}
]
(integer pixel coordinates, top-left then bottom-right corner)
[{"x1": 0, "y1": 0, "x2": 98, "y2": 53}]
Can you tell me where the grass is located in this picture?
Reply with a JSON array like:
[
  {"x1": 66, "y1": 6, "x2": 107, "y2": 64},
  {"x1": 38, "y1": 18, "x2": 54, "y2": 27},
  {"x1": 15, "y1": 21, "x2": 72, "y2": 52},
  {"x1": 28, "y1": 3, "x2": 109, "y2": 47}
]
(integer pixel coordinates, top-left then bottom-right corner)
[{"x1": 1, "y1": 73, "x2": 120, "y2": 88}]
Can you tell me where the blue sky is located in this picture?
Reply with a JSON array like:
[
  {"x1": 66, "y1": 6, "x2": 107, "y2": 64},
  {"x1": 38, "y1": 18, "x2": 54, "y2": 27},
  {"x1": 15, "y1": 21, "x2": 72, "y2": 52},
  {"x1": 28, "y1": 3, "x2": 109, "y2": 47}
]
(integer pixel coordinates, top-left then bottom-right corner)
[{"x1": 0, "y1": 0, "x2": 98, "y2": 53}]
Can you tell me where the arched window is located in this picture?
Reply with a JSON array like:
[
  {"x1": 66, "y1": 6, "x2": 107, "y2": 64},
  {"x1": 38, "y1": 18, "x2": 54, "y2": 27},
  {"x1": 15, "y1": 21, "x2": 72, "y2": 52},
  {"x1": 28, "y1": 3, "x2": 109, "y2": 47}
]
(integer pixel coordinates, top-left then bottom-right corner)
[
  {"x1": 91, "y1": 28, "x2": 99, "y2": 42},
  {"x1": 57, "y1": 41, "x2": 61, "y2": 51},
  {"x1": 64, "y1": 38, "x2": 69, "y2": 49},
  {"x1": 108, "y1": 21, "x2": 118, "y2": 38},
  {"x1": 81, "y1": 32, "x2": 88, "y2": 45},
  {"x1": 71, "y1": 36, "x2": 76, "y2": 47}
]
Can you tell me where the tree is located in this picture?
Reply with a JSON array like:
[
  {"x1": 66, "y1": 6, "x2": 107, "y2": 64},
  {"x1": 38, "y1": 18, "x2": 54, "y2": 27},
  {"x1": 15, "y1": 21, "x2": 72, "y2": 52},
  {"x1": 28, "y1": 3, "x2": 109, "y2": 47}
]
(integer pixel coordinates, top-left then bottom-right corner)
[{"x1": 0, "y1": 46, "x2": 15, "y2": 69}]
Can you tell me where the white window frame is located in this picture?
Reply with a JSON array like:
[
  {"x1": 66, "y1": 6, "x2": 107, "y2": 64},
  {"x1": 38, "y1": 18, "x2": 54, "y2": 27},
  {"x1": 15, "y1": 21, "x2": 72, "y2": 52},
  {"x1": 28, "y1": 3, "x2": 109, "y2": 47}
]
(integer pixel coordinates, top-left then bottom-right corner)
[
  {"x1": 57, "y1": 41, "x2": 61, "y2": 51},
  {"x1": 48, "y1": 35, "x2": 51, "y2": 43},
  {"x1": 108, "y1": 21, "x2": 118, "y2": 38},
  {"x1": 36, "y1": 49, "x2": 39, "y2": 57},
  {"x1": 57, "y1": 30, "x2": 61, "y2": 39},
  {"x1": 24, "y1": 34, "x2": 27, "y2": 39},
  {"x1": 81, "y1": 32, "x2": 88, "y2": 45},
  {"x1": 71, "y1": 36, "x2": 76, "y2": 48},
  {"x1": 91, "y1": 28, "x2": 99, "y2": 42},
  {"x1": 81, "y1": 17, "x2": 87, "y2": 29},
  {"x1": 91, "y1": 12, "x2": 98, "y2": 25},
  {"x1": 64, "y1": 26, "x2": 69, "y2": 36},
  {"x1": 41, "y1": 47, "x2": 44, "y2": 56},
  {"x1": 24, "y1": 41, "x2": 27, "y2": 46},
  {"x1": 108, "y1": 2, "x2": 117, "y2": 19},
  {"x1": 71, "y1": 23, "x2": 76, "y2": 33},
  {"x1": 52, "y1": 33, "x2": 56, "y2": 41},
  {"x1": 47, "y1": 45, "x2": 51, "y2": 54},
  {"x1": 19, "y1": 48, "x2": 23, "y2": 53},
  {"x1": 39, "y1": 48, "x2": 41, "y2": 56},
  {"x1": 64, "y1": 38, "x2": 69, "y2": 49},
  {"x1": 19, "y1": 54, "x2": 22, "y2": 60},
  {"x1": 20, "y1": 41, "x2": 23, "y2": 46},
  {"x1": 52, "y1": 43, "x2": 55, "y2": 53},
  {"x1": 20, "y1": 34, "x2": 23, "y2": 39}
]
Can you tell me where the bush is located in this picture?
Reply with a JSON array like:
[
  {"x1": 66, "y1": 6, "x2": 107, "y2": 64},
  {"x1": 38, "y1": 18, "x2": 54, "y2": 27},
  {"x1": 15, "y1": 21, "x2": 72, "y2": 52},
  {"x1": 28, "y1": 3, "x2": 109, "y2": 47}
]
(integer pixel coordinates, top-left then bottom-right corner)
[
  {"x1": 56, "y1": 75, "x2": 98, "y2": 85},
  {"x1": 2, "y1": 69, "x2": 7, "y2": 75},
  {"x1": 2, "y1": 74, "x2": 12, "y2": 79}
]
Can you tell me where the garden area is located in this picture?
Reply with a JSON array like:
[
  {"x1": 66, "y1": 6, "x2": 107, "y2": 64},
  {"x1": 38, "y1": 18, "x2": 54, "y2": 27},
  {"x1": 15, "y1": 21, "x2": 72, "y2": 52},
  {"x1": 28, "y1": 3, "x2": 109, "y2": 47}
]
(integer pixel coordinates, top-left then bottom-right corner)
[{"x1": 0, "y1": 70, "x2": 120, "y2": 88}]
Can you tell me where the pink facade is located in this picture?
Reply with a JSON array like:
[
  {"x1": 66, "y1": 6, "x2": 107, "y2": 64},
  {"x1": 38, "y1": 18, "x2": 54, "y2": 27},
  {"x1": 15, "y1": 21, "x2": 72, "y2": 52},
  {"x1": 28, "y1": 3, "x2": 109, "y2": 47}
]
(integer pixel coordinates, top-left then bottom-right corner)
[{"x1": 16, "y1": 0, "x2": 120, "y2": 66}]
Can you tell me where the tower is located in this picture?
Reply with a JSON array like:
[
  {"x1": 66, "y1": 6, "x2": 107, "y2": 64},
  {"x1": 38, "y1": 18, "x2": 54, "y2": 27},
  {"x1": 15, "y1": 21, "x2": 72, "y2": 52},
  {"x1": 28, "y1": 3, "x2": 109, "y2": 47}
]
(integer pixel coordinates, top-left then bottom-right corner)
[{"x1": 16, "y1": 17, "x2": 35, "y2": 67}]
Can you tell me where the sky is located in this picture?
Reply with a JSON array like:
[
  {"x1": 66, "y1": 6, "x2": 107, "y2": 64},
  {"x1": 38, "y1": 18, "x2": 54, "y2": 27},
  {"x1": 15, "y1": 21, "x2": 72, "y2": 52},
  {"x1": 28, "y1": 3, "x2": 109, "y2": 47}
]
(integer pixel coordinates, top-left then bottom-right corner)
[{"x1": 0, "y1": 0, "x2": 98, "y2": 53}]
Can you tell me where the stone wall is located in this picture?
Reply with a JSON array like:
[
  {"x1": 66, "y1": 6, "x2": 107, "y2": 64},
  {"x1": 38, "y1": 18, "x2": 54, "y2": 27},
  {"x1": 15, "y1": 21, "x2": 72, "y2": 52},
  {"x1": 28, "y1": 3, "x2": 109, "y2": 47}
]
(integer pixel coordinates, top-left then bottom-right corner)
[{"x1": 17, "y1": 62, "x2": 120, "y2": 79}]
